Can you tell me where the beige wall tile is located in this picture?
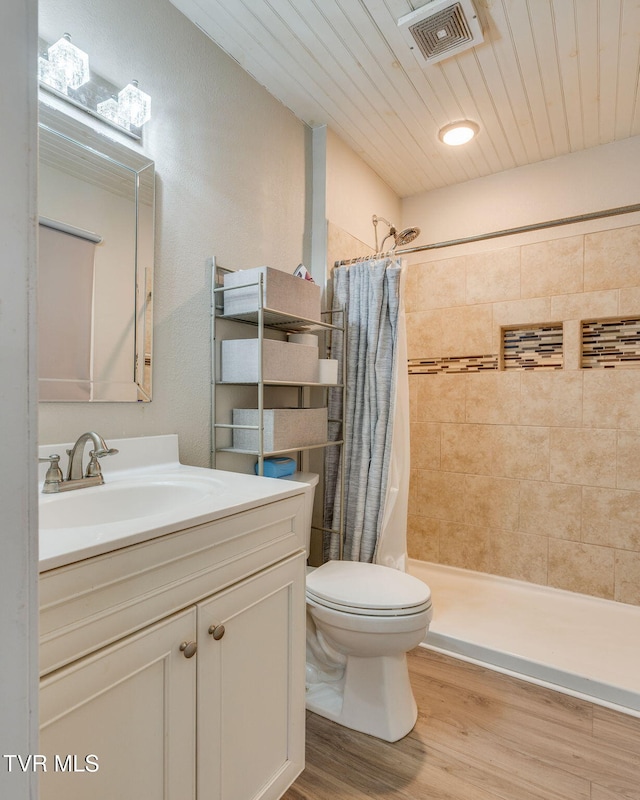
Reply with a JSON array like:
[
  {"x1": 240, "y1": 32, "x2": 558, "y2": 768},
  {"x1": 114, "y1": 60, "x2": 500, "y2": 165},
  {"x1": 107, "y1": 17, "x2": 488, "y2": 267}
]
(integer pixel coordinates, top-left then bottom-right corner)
[
  {"x1": 582, "y1": 486, "x2": 640, "y2": 550},
  {"x1": 437, "y1": 520, "x2": 491, "y2": 572},
  {"x1": 466, "y1": 248, "x2": 521, "y2": 305},
  {"x1": 583, "y1": 371, "x2": 640, "y2": 431},
  {"x1": 406, "y1": 309, "x2": 443, "y2": 360},
  {"x1": 490, "y1": 529, "x2": 548, "y2": 584},
  {"x1": 411, "y1": 257, "x2": 466, "y2": 311},
  {"x1": 551, "y1": 290, "x2": 619, "y2": 320},
  {"x1": 521, "y1": 235, "x2": 584, "y2": 298},
  {"x1": 616, "y1": 430, "x2": 640, "y2": 491},
  {"x1": 415, "y1": 373, "x2": 466, "y2": 422},
  {"x1": 413, "y1": 469, "x2": 466, "y2": 522},
  {"x1": 409, "y1": 375, "x2": 418, "y2": 422},
  {"x1": 492, "y1": 425, "x2": 550, "y2": 480},
  {"x1": 493, "y1": 297, "x2": 552, "y2": 329},
  {"x1": 615, "y1": 550, "x2": 640, "y2": 605},
  {"x1": 464, "y1": 475, "x2": 519, "y2": 531},
  {"x1": 520, "y1": 372, "x2": 583, "y2": 427},
  {"x1": 440, "y1": 304, "x2": 494, "y2": 358},
  {"x1": 549, "y1": 428, "x2": 617, "y2": 487},
  {"x1": 407, "y1": 515, "x2": 439, "y2": 562},
  {"x1": 466, "y1": 372, "x2": 521, "y2": 424},
  {"x1": 548, "y1": 539, "x2": 615, "y2": 599},
  {"x1": 407, "y1": 225, "x2": 640, "y2": 606},
  {"x1": 410, "y1": 422, "x2": 441, "y2": 470},
  {"x1": 619, "y1": 286, "x2": 640, "y2": 315},
  {"x1": 584, "y1": 225, "x2": 640, "y2": 291},
  {"x1": 441, "y1": 423, "x2": 494, "y2": 475},
  {"x1": 408, "y1": 469, "x2": 420, "y2": 516},
  {"x1": 519, "y1": 480, "x2": 582, "y2": 540},
  {"x1": 562, "y1": 320, "x2": 581, "y2": 370},
  {"x1": 492, "y1": 298, "x2": 552, "y2": 352}
]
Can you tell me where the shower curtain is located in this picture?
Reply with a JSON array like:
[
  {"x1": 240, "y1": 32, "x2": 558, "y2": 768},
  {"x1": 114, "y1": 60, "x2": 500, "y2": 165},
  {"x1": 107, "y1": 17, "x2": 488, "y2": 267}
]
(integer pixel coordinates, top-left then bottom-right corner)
[{"x1": 323, "y1": 256, "x2": 410, "y2": 569}]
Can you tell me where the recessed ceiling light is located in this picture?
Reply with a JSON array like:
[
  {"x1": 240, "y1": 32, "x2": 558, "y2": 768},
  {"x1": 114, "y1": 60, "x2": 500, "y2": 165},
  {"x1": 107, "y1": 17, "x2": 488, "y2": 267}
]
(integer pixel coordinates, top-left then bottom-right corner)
[{"x1": 438, "y1": 120, "x2": 479, "y2": 146}]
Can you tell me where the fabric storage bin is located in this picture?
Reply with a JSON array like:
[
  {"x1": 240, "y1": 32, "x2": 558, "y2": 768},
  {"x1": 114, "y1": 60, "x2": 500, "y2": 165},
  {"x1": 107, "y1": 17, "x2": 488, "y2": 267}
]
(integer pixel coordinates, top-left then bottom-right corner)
[
  {"x1": 221, "y1": 339, "x2": 319, "y2": 383},
  {"x1": 223, "y1": 266, "x2": 321, "y2": 322},
  {"x1": 232, "y1": 408, "x2": 328, "y2": 452}
]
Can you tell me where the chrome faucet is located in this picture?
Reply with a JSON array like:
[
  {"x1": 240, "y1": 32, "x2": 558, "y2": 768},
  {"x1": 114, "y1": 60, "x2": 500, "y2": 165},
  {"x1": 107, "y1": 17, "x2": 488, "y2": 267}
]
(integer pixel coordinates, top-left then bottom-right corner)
[{"x1": 39, "y1": 432, "x2": 119, "y2": 493}]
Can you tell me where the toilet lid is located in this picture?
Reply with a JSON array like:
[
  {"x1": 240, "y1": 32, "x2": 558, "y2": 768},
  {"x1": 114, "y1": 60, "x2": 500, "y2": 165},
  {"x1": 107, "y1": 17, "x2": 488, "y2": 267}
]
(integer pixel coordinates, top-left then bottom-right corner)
[{"x1": 306, "y1": 561, "x2": 432, "y2": 617}]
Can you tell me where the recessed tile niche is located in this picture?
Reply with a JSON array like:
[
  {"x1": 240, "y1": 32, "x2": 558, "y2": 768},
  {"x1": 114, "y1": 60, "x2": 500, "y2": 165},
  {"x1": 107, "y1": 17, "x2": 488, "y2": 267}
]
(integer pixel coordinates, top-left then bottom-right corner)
[
  {"x1": 582, "y1": 317, "x2": 640, "y2": 368},
  {"x1": 502, "y1": 324, "x2": 563, "y2": 370}
]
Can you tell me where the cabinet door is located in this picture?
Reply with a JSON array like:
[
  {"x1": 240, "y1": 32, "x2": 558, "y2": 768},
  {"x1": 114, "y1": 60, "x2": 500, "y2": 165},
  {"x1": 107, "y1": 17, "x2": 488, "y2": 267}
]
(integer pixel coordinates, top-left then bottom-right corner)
[
  {"x1": 40, "y1": 608, "x2": 197, "y2": 800},
  {"x1": 197, "y1": 554, "x2": 306, "y2": 800}
]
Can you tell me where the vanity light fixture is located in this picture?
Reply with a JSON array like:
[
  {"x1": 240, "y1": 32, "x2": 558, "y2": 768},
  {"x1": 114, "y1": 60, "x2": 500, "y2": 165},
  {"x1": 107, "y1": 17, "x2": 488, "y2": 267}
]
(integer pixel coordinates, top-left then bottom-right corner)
[
  {"x1": 38, "y1": 34, "x2": 152, "y2": 139},
  {"x1": 438, "y1": 120, "x2": 479, "y2": 146}
]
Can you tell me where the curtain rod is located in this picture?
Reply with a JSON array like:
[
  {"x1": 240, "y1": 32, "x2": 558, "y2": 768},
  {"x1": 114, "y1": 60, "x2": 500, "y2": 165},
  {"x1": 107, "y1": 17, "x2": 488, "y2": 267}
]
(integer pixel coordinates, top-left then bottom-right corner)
[
  {"x1": 39, "y1": 216, "x2": 103, "y2": 244},
  {"x1": 335, "y1": 202, "x2": 640, "y2": 267}
]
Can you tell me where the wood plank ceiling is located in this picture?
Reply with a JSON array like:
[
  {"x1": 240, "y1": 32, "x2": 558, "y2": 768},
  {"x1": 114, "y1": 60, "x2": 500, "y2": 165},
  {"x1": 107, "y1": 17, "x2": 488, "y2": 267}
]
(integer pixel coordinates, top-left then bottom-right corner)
[{"x1": 169, "y1": 0, "x2": 640, "y2": 198}]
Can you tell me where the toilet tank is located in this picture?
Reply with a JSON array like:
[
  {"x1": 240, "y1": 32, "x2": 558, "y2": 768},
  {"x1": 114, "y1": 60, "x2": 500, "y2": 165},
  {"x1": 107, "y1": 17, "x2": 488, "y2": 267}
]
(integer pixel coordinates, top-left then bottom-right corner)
[{"x1": 282, "y1": 471, "x2": 319, "y2": 554}]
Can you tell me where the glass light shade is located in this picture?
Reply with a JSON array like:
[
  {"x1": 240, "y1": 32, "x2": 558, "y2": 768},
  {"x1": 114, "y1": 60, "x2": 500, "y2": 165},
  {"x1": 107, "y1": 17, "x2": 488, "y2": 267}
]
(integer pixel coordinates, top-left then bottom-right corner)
[
  {"x1": 118, "y1": 81, "x2": 151, "y2": 128},
  {"x1": 96, "y1": 96, "x2": 127, "y2": 127},
  {"x1": 38, "y1": 56, "x2": 66, "y2": 93},
  {"x1": 439, "y1": 121, "x2": 479, "y2": 146},
  {"x1": 47, "y1": 34, "x2": 90, "y2": 92}
]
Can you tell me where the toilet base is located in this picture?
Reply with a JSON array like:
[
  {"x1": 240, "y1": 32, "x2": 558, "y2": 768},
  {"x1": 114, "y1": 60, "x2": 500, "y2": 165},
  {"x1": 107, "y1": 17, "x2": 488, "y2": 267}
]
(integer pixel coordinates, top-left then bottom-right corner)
[{"x1": 305, "y1": 652, "x2": 418, "y2": 742}]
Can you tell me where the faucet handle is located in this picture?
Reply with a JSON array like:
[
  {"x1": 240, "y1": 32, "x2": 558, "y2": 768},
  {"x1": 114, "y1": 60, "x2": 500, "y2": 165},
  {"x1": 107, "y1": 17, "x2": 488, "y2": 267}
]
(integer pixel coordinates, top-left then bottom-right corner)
[
  {"x1": 39, "y1": 454, "x2": 64, "y2": 493},
  {"x1": 85, "y1": 447, "x2": 118, "y2": 478},
  {"x1": 39, "y1": 453, "x2": 60, "y2": 465}
]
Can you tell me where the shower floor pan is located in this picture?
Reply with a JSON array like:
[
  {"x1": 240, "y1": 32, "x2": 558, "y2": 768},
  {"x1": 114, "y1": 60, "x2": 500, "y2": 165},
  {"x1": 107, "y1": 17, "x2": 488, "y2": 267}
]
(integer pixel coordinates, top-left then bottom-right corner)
[{"x1": 408, "y1": 559, "x2": 640, "y2": 717}]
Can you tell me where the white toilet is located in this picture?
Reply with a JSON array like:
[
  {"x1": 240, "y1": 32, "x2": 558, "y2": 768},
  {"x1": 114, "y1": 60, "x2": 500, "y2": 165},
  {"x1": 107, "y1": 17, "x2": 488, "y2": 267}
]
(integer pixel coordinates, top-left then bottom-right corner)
[{"x1": 286, "y1": 472, "x2": 433, "y2": 743}]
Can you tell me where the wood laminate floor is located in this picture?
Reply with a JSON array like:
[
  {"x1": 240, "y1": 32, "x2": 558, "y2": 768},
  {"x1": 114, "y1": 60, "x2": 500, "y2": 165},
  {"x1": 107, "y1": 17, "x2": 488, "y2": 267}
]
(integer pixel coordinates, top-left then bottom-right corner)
[{"x1": 283, "y1": 648, "x2": 640, "y2": 800}]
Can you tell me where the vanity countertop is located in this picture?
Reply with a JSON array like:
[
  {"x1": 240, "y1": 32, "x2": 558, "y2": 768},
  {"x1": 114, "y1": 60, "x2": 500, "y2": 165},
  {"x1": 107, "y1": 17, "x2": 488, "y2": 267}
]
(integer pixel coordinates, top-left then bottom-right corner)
[{"x1": 38, "y1": 434, "x2": 307, "y2": 572}]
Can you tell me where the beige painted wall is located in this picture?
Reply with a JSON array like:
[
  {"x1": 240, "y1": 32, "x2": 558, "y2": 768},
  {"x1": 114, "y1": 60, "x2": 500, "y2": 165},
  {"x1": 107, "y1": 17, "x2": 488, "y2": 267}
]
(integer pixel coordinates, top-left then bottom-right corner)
[
  {"x1": 326, "y1": 128, "x2": 400, "y2": 255},
  {"x1": 38, "y1": 0, "x2": 308, "y2": 466},
  {"x1": 405, "y1": 219, "x2": 640, "y2": 606}
]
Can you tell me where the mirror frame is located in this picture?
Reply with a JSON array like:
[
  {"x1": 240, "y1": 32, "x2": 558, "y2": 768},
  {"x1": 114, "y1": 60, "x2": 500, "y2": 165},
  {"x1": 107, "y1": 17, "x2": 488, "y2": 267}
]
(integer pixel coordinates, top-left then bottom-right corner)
[{"x1": 38, "y1": 100, "x2": 155, "y2": 402}]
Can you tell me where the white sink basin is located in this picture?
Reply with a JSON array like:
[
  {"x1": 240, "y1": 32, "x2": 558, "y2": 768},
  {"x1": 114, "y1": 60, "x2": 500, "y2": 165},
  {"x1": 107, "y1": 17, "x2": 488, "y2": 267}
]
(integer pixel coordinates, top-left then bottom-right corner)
[
  {"x1": 38, "y1": 434, "x2": 307, "y2": 572},
  {"x1": 39, "y1": 474, "x2": 221, "y2": 529}
]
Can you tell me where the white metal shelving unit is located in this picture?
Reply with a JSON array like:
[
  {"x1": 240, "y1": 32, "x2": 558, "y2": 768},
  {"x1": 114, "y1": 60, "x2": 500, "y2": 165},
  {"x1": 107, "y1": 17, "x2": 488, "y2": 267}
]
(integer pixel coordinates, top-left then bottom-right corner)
[{"x1": 210, "y1": 262, "x2": 346, "y2": 556}]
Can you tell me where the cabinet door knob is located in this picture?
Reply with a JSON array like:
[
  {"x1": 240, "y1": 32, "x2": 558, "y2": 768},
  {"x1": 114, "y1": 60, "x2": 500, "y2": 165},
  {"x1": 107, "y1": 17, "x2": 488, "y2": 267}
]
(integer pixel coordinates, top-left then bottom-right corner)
[
  {"x1": 208, "y1": 623, "x2": 225, "y2": 640},
  {"x1": 179, "y1": 640, "x2": 197, "y2": 658}
]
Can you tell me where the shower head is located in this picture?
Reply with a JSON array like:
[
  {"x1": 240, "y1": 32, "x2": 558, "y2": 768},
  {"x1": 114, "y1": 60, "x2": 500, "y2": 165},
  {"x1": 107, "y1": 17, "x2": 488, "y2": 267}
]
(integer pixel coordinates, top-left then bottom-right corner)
[
  {"x1": 372, "y1": 214, "x2": 421, "y2": 251},
  {"x1": 394, "y1": 227, "x2": 420, "y2": 247}
]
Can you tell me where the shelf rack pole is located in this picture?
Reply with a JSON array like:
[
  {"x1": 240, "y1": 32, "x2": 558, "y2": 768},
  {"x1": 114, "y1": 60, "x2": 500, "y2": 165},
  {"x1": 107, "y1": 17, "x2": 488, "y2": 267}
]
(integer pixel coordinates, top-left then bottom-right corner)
[
  {"x1": 257, "y1": 273, "x2": 265, "y2": 476},
  {"x1": 210, "y1": 258, "x2": 217, "y2": 469}
]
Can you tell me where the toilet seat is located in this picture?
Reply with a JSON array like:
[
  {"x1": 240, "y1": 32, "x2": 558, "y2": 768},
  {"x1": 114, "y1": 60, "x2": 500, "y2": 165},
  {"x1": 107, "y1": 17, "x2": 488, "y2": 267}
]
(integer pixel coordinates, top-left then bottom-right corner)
[{"x1": 306, "y1": 561, "x2": 432, "y2": 617}]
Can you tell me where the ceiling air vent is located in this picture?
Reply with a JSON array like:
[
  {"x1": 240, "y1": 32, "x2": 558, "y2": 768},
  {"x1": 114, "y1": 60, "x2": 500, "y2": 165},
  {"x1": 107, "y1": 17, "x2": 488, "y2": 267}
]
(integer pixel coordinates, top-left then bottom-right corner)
[{"x1": 397, "y1": 0, "x2": 484, "y2": 65}]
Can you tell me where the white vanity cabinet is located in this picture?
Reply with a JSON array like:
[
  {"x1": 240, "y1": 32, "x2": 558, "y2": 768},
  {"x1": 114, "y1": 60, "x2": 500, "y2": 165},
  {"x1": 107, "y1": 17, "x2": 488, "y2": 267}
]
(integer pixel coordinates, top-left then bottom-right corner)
[
  {"x1": 39, "y1": 492, "x2": 307, "y2": 800},
  {"x1": 40, "y1": 607, "x2": 198, "y2": 799},
  {"x1": 197, "y1": 555, "x2": 305, "y2": 800}
]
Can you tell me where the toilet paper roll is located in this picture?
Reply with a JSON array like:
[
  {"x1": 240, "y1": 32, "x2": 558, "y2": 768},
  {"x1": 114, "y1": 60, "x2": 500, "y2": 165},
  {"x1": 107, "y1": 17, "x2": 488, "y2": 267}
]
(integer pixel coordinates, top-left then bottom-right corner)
[
  {"x1": 318, "y1": 359, "x2": 339, "y2": 384},
  {"x1": 288, "y1": 333, "x2": 318, "y2": 347}
]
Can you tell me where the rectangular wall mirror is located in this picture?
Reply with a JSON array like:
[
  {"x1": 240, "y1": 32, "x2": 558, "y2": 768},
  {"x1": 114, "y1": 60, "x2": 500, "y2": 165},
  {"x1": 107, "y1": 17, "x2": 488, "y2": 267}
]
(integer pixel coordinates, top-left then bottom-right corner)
[{"x1": 38, "y1": 101, "x2": 155, "y2": 401}]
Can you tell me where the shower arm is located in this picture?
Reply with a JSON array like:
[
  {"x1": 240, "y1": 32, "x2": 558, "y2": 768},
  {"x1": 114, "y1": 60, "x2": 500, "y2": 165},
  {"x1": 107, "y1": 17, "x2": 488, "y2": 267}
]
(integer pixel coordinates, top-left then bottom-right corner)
[{"x1": 372, "y1": 214, "x2": 396, "y2": 252}]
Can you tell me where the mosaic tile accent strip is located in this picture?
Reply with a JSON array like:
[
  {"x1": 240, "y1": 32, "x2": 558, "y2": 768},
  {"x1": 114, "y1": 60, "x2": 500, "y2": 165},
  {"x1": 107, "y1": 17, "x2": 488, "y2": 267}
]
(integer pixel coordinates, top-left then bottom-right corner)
[
  {"x1": 408, "y1": 355, "x2": 499, "y2": 374},
  {"x1": 503, "y1": 325, "x2": 563, "y2": 370},
  {"x1": 582, "y1": 317, "x2": 640, "y2": 368}
]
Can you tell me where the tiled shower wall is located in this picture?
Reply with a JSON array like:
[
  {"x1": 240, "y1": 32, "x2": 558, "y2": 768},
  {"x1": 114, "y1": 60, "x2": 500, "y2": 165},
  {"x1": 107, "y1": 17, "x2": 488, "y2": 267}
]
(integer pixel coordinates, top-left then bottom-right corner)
[{"x1": 405, "y1": 223, "x2": 640, "y2": 606}]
